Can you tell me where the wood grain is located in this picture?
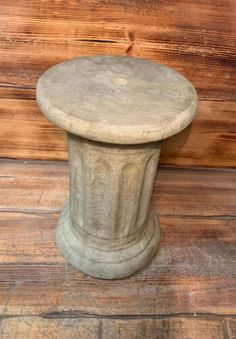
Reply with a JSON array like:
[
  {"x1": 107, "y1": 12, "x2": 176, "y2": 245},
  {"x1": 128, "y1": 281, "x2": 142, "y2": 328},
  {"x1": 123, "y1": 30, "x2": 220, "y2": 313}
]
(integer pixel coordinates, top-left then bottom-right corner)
[
  {"x1": 154, "y1": 167, "x2": 236, "y2": 217},
  {"x1": 0, "y1": 160, "x2": 235, "y2": 317},
  {"x1": 0, "y1": 0, "x2": 235, "y2": 100},
  {"x1": 0, "y1": 317, "x2": 100, "y2": 339},
  {"x1": 0, "y1": 211, "x2": 235, "y2": 269},
  {"x1": 0, "y1": 0, "x2": 236, "y2": 331},
  {"x1": 0, "y1": 212, "x2": 234, "y2": 316},
  {"x1": 0, "y1": 93, "x2": 235, "y2": 167},
  {"x1": 0, "y1": 0, "x2": 236, "y2": 167},
  {"x1": 0, "y1": 160, "x2": 68, "y2": 213},
  {"x1": 102, "y1": 318, "x2": 227, "y2": 339},
  {"x1": 161, "y1": 101, "x2": 236, "y2": 167},
  {"x1": 0, "y1": 94, "x2": 67, "y2": 161},
  {"x1": 0, "y1": 316, "x2": 230, "y2": 339},
  {"x1": 0, "y1": 160, "x2": 235, "y2": 336},
  {"x1": 0, "y1": 160, "x2": 235, "y2": 217}
]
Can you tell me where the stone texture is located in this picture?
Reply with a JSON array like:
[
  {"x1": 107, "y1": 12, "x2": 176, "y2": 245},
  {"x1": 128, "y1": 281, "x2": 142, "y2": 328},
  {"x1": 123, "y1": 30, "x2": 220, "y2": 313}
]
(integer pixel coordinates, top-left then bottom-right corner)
[
  {"x1": 36, "y1": 55, "x2": 198, "y2": 279},
  {"x1": 56, "y1": 135, "x2": 161, "y2": 279},
  {"x1": 36, "y1": 55, "x2": 198, "y2": 144}
]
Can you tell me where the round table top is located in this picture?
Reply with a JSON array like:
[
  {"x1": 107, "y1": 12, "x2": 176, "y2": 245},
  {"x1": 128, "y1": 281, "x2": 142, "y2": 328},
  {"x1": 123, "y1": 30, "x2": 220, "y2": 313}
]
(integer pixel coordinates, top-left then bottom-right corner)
[{"x1": 36, "y1": 55, "x2": 198, "y2": 144}]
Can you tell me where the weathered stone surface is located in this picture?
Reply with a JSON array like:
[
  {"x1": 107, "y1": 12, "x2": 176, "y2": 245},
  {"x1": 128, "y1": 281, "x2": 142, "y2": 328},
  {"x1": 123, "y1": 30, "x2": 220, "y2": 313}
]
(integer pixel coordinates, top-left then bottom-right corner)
[
  {"x1": 36, "y1": 55, "x2": 198, "y2": 145},
  {"x1": 36, "y1": 55, "x2": 198, "y2": 279},
  {"x1": 57, "y1": 135, "x2": 161, "y2": 279}
]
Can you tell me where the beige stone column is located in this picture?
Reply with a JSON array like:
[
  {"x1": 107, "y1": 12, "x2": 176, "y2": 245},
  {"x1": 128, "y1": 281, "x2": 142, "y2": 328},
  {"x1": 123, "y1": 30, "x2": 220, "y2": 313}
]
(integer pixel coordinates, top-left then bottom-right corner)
[
  {"x1": 36, "y1": 55, "x2": 198, "y2": 279},
  {"x1": 56, "y1": 134, "x2": 161, "y2": 278}
]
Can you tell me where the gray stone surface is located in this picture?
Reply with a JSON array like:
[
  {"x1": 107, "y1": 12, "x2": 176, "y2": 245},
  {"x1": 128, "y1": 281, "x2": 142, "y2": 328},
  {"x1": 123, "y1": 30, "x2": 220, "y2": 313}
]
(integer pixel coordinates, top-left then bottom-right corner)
[
  {"x1": 36, "y1": 55, "x2": 198, "y2": 279},
  {"x1": 37, "y1": 55, "x2": 198, "y2": 144}
]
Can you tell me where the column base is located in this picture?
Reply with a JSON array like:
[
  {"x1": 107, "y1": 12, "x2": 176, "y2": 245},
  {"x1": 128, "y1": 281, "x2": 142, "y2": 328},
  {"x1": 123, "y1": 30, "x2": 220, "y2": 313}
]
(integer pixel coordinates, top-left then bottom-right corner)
[{"x1": 56, "y1": 204, "x2": 160, "y2": 279}]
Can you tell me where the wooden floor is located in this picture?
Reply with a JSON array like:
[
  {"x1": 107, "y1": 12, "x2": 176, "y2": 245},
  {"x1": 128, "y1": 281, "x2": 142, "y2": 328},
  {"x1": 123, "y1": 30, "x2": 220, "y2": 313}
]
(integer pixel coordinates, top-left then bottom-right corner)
[{"x1": 0, "y1": 159, "x2": 235, "y2": 338}]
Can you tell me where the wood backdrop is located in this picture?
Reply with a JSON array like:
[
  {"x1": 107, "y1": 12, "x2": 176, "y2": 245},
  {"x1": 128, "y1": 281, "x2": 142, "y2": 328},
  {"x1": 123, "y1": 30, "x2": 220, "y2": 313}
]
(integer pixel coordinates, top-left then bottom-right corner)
[
  {"x1": 0, "y1": 0, "x2": 236, "y2": 167},
  {"x1": 0, "y1": 159, "x2": 235, "y2": 338}
]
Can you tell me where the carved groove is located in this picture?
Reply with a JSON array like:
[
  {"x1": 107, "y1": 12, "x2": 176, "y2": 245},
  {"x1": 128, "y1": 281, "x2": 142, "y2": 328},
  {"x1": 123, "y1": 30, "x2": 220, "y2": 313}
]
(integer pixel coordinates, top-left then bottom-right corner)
[
  {"x1": 68, "y1": 134, "x2": 160, "y2": 246},
  {"x1": 137, "y1": 152, "x2": 160, "y2": 227}
]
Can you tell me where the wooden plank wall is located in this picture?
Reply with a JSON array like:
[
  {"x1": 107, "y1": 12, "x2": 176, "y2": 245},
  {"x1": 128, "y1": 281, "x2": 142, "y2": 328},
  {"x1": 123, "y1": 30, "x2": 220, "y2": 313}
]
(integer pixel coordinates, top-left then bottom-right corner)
[
  {"x1": 0, "y1": 160, "x2": 235, "y2": 338},
  {"x1": 0, "y1": 0, "x2": 236, "y2": 167}
]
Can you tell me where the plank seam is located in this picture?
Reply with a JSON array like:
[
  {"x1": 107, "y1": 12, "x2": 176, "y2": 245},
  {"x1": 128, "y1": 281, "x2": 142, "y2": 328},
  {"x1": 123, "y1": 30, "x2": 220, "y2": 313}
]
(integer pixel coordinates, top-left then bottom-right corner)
[
  {"x1": 0, "y1": 209, "x2": 235, "y2": 219},
  {"x1": 0, "y1": 313, "x2": 235, "y2": 320}
]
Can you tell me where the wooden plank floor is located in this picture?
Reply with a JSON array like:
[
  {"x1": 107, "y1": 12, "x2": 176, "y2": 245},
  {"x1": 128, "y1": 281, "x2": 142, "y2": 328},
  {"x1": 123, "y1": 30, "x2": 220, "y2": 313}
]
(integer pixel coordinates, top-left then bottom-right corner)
[{"x1": 0, "y1": 159, "x2": 235, "y2": 338}]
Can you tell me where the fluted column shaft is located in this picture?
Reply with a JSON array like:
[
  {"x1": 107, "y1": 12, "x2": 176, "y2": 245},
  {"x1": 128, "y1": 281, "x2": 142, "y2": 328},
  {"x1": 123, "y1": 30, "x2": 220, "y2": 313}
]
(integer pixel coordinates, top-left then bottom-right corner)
[
  {"x1": 56, "y1": 134, "x2": 161, "y2": 279},
  {"x1": 68, "y1": 134, "x2": 160, "y2": 249}
]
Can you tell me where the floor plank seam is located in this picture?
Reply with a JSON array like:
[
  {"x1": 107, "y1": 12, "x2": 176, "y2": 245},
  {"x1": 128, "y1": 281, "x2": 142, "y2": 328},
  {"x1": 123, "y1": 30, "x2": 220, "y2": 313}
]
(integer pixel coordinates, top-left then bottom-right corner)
[
  {"x1": 0, "y1": 209, "x2": 61, "y2": 215},
  {"x1": 0, "y1": 209, "x2": 235, "y2": 220},
  {"x1": 0, "y1": 158, "x2": 236, "y2": 173},
  {"x1": 0, "y1": 313, "x2": 235, "y2": 321}
]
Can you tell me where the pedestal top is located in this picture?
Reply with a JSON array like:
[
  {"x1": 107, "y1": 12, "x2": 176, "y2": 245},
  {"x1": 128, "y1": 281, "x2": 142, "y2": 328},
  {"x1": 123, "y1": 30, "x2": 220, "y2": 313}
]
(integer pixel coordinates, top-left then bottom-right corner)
[{"x1": 36, "y1": 55, "x2": 198, "y2": 144}]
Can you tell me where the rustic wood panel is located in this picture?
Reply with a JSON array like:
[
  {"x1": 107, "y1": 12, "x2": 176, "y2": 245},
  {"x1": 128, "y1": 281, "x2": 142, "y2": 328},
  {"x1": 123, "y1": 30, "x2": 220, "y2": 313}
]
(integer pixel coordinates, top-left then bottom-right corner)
[
  {"x1": 154, "y1": 167, "x2": 236, "y2": 217},
  {"x1": 102, "y1": 318, "x2": 228, "y2": 339},
  {"x1": 0, "y1": 160, "x2": 235, "y2": 216},
  {"x1": 0, "y1": 212, "x2": 235, "y2": 315},
  {"x1": 0, "y1": 211, "x2": 235, "y2": 269},
  {"x1": 0, "y1": 161, "x2": 235, "y2": 317},
  {"x1": 0, "y1": 316, "x2": 231, "y2": 339},
  {"x1": 0, "y1": 160, "x2": 235, "y2": 336},
  {"x1": 161, "y1": 101, "x2": 236, "y2": 167},
  {"x1": 0, "y1": 0, "x2": 235, "y2": 100},
  {"x1": 0, "y1": 160, "x2": 68, "y2": 213},
  {"x1": 0, "y1": 1, "x2": 236, "y2": 333},
  {"x1": 0, "y1": 317, "x2": 100, "y2": 339},
  {"x1": 0, "y1": 0, "x2": 236, "y2": 166},
  {"x1": 0, "y1": 93, "x2": 235, "y2": 167},
  {"x1": 0, "y1": 94, "x2": 67, "y2": 161}
]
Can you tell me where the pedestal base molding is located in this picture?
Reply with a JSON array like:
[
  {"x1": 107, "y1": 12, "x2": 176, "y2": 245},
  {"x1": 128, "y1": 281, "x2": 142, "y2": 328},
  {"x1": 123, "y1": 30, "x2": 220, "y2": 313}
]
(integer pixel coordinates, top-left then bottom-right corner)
[{"x1": 56, "y1": 203, "x2": 160, "y2": 279}]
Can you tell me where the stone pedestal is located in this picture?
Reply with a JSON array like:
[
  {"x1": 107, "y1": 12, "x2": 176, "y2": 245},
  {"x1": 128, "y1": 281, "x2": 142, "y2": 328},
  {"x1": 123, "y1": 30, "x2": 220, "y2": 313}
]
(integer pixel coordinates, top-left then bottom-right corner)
[
  {"x1": 36, "y1": 55, "x2": 198, "y2": 279},
  {"x1": 57, "y1": 135, "x2": 161, "y2": 278}
]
